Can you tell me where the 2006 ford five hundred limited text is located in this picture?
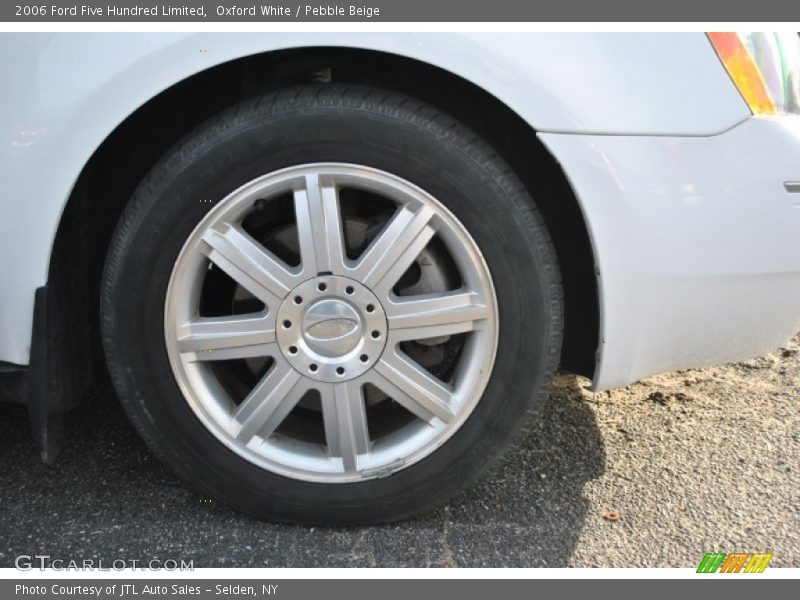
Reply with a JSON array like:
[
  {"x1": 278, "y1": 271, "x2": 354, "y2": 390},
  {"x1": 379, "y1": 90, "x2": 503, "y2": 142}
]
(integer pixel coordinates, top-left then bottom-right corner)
[{"x1": 1, "y1": 33, "x2": 799, "y2": 523}]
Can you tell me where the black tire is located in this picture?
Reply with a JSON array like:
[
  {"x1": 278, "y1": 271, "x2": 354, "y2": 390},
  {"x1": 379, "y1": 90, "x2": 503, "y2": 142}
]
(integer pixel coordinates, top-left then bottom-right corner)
[{"x1": 101, "y1": 85, "x2": 563, "y2": 524}]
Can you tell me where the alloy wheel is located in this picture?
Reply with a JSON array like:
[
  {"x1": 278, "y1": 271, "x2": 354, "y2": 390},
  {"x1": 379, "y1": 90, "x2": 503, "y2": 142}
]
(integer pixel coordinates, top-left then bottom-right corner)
[{"x1": 164, "y1": 163, "x2": 498, "y2": 482}]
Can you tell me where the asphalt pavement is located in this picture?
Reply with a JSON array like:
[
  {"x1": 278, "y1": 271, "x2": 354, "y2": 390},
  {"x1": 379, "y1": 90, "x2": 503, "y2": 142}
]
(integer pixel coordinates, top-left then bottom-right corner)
[{"x1": 1, "y1": 335, "x2": 798, "y2": 568}]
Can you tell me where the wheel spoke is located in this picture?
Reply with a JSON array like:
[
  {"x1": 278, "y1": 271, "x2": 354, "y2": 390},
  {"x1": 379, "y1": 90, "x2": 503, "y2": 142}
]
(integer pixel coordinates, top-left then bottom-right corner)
[
  {"x1": 232, "y1": 360, "x2": 305, "y2": 443},
  {"x1": 353, "y1": 206, "x2": 436, "y2": 295},
  {"x1": 293, "y1": 174, "x2": 346, "y2": 277},
  {"x1": 177, "y1": 314, "x2": 277, "y2": 361},
  {"x1": 386, "y1": 290, "x2": 490, "y2": 342},
  {"x1": 201, "y1": 223, "x2": 296, "y2": 304},
  {"x1": 320, "y1": 381, "x2": 370, "y2": 472},
  {"x1": 371, "y1": 351, "x2": 456, "y2": 425}
]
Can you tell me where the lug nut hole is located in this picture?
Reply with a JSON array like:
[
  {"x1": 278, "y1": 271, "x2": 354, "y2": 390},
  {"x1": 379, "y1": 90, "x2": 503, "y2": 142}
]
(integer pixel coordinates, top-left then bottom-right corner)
[
  {"x1": 360, "y1": 354, "x2": 369, "y2": 363},
  {"x1": 288, "y1": 346, "x2": 298, "y2": 355},
  {"x1": 336, "y1": 367, "x2": 345, "y2": 376},
  {"x1": 366, "y1": 303, "x2": 375, "y2": 313},
  {"x1": 317, "y1": 282, "x2": 327, "y2": 292},
  {"x1": 282, "y1": 320, "x2": 292, "y2": 329},
  {"x1": 345, "y1": 285, "x2": 354, "y2": 295},
  {"x1": 293, "y1": 295, "x2": 303, "y2": 305},
  {"x1": 371, "y1": 330, "x2": 380, "y2": 339},
  {"x1": 309, "y1": 364, "x2": 318, "y2": 373}
]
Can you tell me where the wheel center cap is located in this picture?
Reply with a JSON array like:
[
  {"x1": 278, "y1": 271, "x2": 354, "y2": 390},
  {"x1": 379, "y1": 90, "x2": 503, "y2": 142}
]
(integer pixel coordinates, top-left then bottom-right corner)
[
  {"x1": 302, "y1": 299, "x2": 362, "y2": 357},
  {"x1": 276, "y1": 275, "x2": 388, "y2": 382}
]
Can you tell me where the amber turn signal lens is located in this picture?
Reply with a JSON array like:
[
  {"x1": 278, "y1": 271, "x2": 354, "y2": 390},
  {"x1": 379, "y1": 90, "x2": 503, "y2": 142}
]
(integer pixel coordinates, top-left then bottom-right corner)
[{"x1": 708, "y1": 32, "x2": 776, "y2": 115}]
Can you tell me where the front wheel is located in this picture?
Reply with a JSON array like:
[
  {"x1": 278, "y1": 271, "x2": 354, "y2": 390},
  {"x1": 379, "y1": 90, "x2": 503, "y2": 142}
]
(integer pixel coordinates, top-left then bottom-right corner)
[{"x1": 101, "y1": 85, "x2": 562, "y2": 523}]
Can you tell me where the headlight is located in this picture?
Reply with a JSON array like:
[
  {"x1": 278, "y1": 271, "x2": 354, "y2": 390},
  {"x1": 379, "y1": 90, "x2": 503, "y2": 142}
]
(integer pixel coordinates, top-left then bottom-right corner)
[{"x1": 708, "y1": 32, "x2": 800, "y2": 116}]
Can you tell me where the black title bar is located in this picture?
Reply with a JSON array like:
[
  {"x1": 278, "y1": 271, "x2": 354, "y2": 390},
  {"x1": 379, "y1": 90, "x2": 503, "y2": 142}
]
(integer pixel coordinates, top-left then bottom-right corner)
[{"x1": 3, "y1": 0, "x2": 800, "y2": 22}]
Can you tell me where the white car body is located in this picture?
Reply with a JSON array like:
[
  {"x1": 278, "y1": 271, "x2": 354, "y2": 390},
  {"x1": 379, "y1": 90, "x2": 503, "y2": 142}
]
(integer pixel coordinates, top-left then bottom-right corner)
[{"x1": 1, "y1": 32, "x2": 799, "y2": 390}]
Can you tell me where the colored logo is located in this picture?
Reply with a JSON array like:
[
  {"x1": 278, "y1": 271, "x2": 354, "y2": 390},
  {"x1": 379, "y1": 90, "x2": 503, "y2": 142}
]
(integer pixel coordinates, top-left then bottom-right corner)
[{"x1": 697, "y1": 552, "x2": 773, "y2": 573}]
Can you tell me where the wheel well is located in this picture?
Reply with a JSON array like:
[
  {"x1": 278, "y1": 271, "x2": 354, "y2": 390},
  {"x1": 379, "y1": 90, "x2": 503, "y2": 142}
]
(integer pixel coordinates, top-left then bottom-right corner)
[{"x1": 52, "y1": 47, "x2": 598, "y2": 385}]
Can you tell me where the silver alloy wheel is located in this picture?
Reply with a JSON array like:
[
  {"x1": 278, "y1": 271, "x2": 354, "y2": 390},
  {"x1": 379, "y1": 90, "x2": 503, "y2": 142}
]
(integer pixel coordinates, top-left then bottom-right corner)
[{"x1": 164, "y1": 163, "x2": 498, "y2": 482}]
